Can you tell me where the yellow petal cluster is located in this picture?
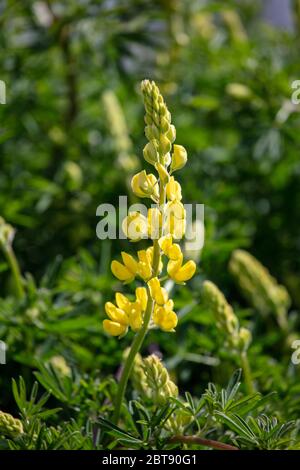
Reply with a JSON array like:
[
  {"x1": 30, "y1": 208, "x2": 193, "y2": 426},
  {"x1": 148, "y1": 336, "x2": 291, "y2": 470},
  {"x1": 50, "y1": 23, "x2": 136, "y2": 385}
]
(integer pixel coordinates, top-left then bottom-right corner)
[
  {"x1": 159, "y1": 235, "x2": 196, "y2": 283},
  {"x1": 103, "y1": 287, "x2": 148, "y2": 336},
  {"x1": 148, "y1": 277, "x2": 178, "y2": 331}
]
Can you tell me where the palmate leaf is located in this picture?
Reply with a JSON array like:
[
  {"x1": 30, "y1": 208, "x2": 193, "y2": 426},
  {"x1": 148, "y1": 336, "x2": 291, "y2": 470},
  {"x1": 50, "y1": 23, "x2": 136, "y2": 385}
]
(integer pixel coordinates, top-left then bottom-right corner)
[
  {"x1": 216, "y1": 411, "x2": 296, "y2": 449},
  {"x1": 128, "y1": 400, "x2": 150, "y2": 440},
  {"x1": 215, "y1": 412, "x2": 257, "y2": 441},
  {"x1": 97, "y1": 417, "x2": 142, "y2": 446},
  {"x1": 34, "y1": 362, "x2": 76, "y2": 403}
]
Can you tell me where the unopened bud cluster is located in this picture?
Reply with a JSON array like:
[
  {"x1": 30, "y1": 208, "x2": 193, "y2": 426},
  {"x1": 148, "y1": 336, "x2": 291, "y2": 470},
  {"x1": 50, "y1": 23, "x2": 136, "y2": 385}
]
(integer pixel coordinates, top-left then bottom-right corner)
[
  {"x1": 229, "y1": 249, "x2": 290, "y2": 327},
  {"x1": 0, "y1": 410, "x2": 23, "y2": 439},
  {"x1": 131, "y1": 354, "x2": 178, "y2": 406},
  {"x1": 203, "y1": 280, "x2": 252, "y2": 352}
]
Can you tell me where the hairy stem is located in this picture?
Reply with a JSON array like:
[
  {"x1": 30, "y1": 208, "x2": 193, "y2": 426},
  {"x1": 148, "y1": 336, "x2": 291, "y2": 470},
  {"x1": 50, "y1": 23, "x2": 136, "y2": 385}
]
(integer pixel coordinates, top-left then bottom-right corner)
[
  {"x1": 169, "y1": 435, "x2": 239, "y2": 451},
  {"x1": 112, "y1": 293, "x2": 154, "y2": 425},
  {"x1": 2, "y1": 245, "x2": 24, "y2": 300}
]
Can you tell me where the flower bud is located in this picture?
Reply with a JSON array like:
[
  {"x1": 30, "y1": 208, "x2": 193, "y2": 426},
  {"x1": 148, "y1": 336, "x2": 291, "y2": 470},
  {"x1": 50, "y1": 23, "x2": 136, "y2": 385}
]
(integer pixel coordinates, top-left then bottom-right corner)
[
  {"x1": 142, "y1": 355, "x2": 178, "y2": 405},
  {"x1": 166, "y1": 176, "x2": 182, "y2": 201},
  {"x1": 143, "y1": 140, "x2": 159, "y2": 165},
  {"x1": 159, "y1": 134, "x2": 172, "y2": 156},
  {"x1": 166, "y1": 124, "x2": 176, "y2": 143},
  {"x1": 170, "y1": 145, "x2": 187, "y2": 173},
  {"x1": 131, "y1": 170, "x2": 159, "y2": 200}
]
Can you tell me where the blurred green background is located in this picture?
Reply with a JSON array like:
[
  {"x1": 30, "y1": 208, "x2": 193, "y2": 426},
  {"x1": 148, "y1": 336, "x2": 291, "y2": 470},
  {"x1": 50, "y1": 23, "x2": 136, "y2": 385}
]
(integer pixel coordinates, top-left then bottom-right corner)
[{"x1": 0, "y1": 0, "x2": 300, "y2": 415}]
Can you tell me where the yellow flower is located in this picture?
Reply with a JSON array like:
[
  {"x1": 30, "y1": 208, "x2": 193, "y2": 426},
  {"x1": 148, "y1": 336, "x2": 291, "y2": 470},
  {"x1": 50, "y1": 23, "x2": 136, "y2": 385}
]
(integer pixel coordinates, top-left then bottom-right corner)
[
  {"x1": 159, "y1": 235, "x2": 182, "y2": 260},
  {"x1": 153, "y1": 304, "x2": 178, "y2": 332},
  {"x1": 103, "y1": 287, "x2": 148, "y2": 336},
  {"x1": 122, "y1": 211, "x2": 148, "y2": 241},
  {"x1": 131, "y1": 170, "x2": 159, "y2": 201},
  {"x1": 167, "y1": 255, "x2": 196, "y2": 283},
  {"x1": 148, "y1": 277, "x2": 168, "y2": 305},
  {"x1": 127, "y1": 302, "x2": 143, "y2": 331},
  {"x1": 166, "y1": 176, "x2": 182, "y2": 201},
  {"x1": 137, "y1": 249, "x2": 153, "y2": 280},
  {"x1": 170, "y1": 145, "x2": 187, "y2": 173},
  {"x1": 136, "y1": 286, "x2": 148, "y2": 311},
  {"x1": 111, "y1": 251, "x2": 138, "y2": 283},
  {"x1": 103, "y1": 301, "x2": 129, "y2": 337},
  {"x1": 148, "y1": 207, "x2": 161, "y2": 239},
  {"x1": 164, "y1": 200, "x2": 186, "y2": 239}
]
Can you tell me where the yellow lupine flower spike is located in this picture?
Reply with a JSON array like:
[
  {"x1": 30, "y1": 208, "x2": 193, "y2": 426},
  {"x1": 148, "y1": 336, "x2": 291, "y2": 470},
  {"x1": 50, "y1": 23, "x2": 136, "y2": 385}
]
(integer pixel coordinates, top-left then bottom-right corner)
[
  {"x1": 148, "y1": 277, "x2": 168, "y2": 305},
  {"x1": 104, "y1": 80, "x2": 200, "y2": 427}
]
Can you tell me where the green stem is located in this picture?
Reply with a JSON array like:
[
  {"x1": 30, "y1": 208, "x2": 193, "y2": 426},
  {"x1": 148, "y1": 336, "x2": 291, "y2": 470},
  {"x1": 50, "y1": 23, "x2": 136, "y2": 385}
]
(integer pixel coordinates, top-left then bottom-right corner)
[
  {"x1": 240, "y1": 351, "x2": 254, "y2": 395},
  {"x1": 112, "y1": 293, "x2": 154, "y2": 425},
  {"x1": 2, "y1": 245, "x2": 24, "y2": 300}
]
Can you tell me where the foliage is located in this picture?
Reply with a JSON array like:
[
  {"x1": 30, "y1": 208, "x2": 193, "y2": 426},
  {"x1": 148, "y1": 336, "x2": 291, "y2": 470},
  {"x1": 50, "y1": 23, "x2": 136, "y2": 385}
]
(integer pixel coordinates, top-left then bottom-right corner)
[{"x1": 0, "y1": 0, "x2": 300, "y2": 451}]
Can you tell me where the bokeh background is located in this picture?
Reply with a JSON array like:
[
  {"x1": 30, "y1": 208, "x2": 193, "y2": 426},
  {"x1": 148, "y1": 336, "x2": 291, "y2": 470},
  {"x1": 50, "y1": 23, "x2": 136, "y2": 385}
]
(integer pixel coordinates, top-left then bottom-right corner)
[{"x1": 0, "y1": 0, "x2": 300, "y2": 418}]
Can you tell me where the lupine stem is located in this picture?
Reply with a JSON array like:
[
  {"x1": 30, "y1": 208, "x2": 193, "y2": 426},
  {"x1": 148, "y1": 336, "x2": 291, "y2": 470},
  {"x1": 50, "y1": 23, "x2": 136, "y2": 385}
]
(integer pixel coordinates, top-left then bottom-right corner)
[
  {"x1": 2, "y1": 244, "x2": 24, "y2": 300},
  {"x1": 169, "y1": 435, "x2": 239, "y2": 451},
  {"x1": 112, "y1": 293, "x2": 154, "y2": 425},
  {"x1": 240, "y1": 351, "x2": 254, "y2": 395}
]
